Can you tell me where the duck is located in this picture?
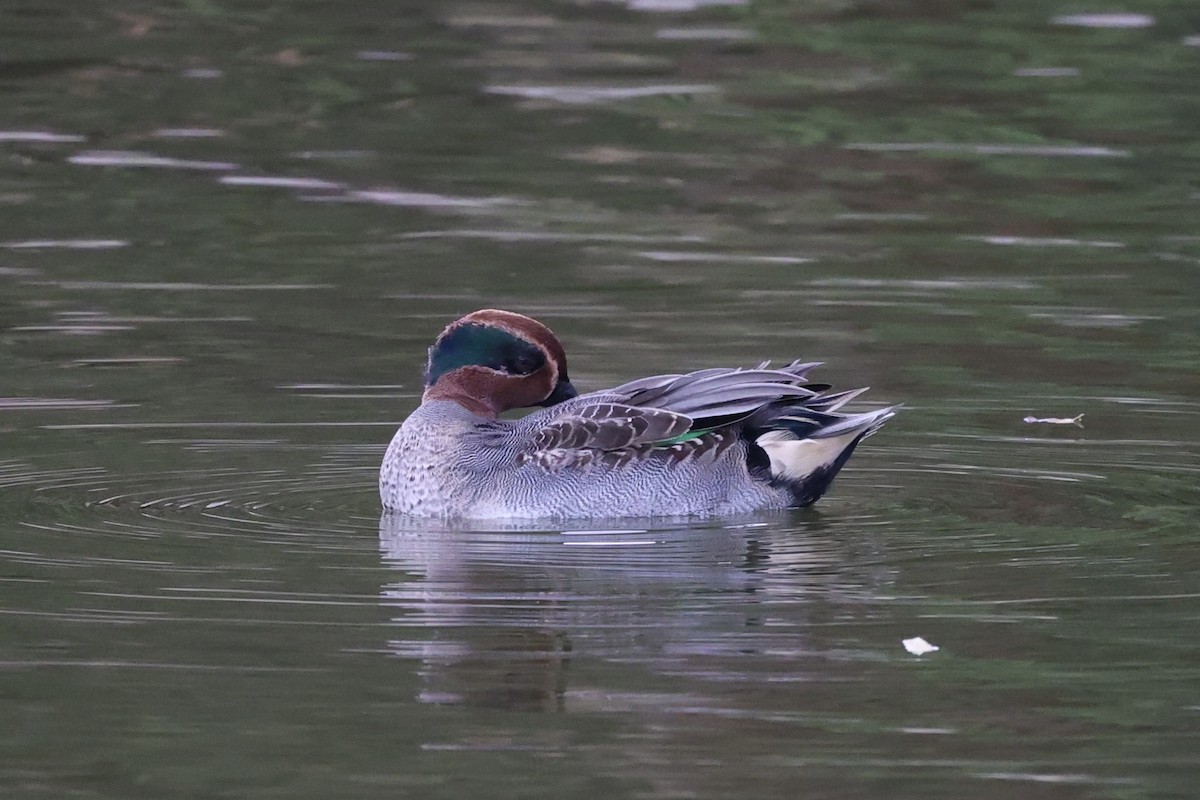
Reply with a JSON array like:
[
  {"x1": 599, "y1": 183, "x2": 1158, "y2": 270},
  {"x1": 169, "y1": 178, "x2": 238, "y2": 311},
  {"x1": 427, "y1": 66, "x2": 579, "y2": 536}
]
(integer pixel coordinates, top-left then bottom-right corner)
[{"x1": 380, "y1": 309, "x2": 897, "y2": 519}]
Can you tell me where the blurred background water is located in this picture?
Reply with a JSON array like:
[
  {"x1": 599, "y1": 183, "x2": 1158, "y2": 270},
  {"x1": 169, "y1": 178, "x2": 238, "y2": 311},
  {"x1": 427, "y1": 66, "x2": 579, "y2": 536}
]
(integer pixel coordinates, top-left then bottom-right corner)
[{"x1": 1, "y1": 1, "x2": 1198, "y2": 798}]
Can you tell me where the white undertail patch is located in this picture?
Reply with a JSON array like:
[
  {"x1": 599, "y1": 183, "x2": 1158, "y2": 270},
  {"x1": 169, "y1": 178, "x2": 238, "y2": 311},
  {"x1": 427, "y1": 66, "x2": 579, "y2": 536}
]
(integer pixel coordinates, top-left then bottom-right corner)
[
  {"x1": 755, "y1": 405, "x2": 898, "y2": 482},
  {"x1": 755, "y1": 429, "x2": 862, "y2": 481}
]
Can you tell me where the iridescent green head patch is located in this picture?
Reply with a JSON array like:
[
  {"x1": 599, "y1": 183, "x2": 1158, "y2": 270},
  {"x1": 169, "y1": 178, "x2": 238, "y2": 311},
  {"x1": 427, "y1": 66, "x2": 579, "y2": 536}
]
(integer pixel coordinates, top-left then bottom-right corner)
[{"x1": 425, "y1": 323, "x2": 547, "y2": 388}]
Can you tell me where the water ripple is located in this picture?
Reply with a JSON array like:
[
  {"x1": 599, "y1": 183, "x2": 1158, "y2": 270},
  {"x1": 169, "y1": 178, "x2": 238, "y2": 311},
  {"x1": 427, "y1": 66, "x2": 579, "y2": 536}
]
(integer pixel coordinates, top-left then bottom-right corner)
[
  {"x1": 68, "y1": 150, "x2": 238, "y2": 170},
  {"x1": 219, "y1": 175, "x2": 346, "y2": 190},
  {"x1": 2, "y1": 239, "x2": 129, "y2": 250},
  {"x1": 0, "y1": 130, "x2": 85, "y2": 143},
  {"x1": 485, "y1": 83, "x2": 719, "y2": 103},
  {"x1": 4, "y1": 446, "x2": 379, "y2": 544},
  {"x1": 0, "y1": 397, "x2": 129, "y2": 410},
  {"x1": 1052, "y1": 13, "x2": 1155, "y2": 28},
  {"x1": 844, "y1": 142, "x2": 1130, "y2": 158}
]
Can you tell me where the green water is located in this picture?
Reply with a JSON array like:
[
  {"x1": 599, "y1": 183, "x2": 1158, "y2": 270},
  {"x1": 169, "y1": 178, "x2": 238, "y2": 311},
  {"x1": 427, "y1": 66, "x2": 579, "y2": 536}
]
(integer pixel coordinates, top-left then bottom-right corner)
[{"x1": 2, "y1": 1, "x2": 1198, "y2": 797}]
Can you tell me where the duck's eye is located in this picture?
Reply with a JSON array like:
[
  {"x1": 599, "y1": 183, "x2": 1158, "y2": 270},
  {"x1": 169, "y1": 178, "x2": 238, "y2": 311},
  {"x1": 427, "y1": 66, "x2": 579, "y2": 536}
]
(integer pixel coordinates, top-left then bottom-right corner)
[{"x1": 508, "y1": 353, "x2": 539, "y2": 374}]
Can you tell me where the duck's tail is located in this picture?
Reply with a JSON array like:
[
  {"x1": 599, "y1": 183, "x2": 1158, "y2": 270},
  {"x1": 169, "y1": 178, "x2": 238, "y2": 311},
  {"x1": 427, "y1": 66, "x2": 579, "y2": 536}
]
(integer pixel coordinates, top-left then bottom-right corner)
[{"x1": 747, "y1": 398, "x2": 899, "y2": 507}]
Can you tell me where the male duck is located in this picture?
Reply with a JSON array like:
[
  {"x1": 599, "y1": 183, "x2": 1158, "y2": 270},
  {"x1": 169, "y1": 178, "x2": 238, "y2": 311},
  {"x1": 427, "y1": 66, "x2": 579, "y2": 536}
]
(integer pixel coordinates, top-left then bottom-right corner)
[{"x1": 380, "y1": 309, "x2": 897, "y2": 519}]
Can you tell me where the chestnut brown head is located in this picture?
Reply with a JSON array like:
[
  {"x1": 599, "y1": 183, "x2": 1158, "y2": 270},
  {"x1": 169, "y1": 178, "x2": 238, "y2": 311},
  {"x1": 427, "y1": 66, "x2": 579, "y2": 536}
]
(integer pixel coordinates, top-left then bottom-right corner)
[{"x1": 422, "y1": 309, "x2": 578, "y2": 417}]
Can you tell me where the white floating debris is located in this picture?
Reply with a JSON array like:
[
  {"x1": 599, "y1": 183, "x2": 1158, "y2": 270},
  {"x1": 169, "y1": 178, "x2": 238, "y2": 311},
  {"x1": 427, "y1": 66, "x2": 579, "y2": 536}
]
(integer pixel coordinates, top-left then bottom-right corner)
[
  {"x1": 182, "y1": 67, "x2": 223, "y2": 79},
  {"x1": 69, "y1": 150, "x2": 237, "y2": 171},
  {"x1": 902, "y1": 637, "x2": 940, "y2": 656},
  {"x1": 1023, "y1": 413, "x2": 1085, "y2": 425},
  {"x1": 1052, "y1": 13, "x2": 1155, "y2": 29}
]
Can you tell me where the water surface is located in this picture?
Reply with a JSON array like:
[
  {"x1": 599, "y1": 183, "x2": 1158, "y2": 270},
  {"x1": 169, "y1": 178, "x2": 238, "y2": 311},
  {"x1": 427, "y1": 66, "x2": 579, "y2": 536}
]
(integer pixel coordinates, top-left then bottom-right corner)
[{"x1": 2, "y1": 1, "x2": 1198, "y2": 798}]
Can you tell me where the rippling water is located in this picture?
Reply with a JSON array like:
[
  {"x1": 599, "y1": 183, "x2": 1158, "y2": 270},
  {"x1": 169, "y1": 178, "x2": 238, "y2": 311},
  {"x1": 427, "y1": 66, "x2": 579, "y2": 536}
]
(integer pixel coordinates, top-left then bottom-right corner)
[{"x1": 2, "y1": 1, "x2": 1199, "y2": 798}]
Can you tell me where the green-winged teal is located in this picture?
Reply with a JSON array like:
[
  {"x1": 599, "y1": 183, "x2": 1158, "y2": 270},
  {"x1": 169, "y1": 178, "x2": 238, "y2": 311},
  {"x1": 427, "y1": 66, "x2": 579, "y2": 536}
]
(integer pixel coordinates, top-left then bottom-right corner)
[{"x1": 380, "y1": 309, "x2": 897, "y2": 518}]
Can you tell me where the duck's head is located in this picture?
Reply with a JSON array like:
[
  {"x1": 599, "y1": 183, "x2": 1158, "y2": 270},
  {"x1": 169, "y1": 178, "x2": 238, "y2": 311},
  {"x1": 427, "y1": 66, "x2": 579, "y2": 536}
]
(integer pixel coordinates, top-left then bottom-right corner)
[{"x1": 422, "y1": 309, "x2": 578, "y2": 417}]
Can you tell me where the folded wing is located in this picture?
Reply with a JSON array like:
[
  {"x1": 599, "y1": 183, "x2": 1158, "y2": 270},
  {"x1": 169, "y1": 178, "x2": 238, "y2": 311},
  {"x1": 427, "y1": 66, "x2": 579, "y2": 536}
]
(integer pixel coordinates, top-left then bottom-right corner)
[{"x1": 520, "y1": 362, "x2": 827, "y2": 470}]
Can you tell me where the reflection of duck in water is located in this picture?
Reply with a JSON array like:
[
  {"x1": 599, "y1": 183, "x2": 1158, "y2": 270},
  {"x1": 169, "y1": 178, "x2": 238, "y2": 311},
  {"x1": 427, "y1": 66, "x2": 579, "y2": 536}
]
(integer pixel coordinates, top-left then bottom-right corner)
[
  {"x1": 377, "y1": 522, "x2": 573, "y2": 712},
  {"x1": 377, "y1": 515, "x2": 885, "y2": 713},
  {"x1": 380, "y1": 310, "x2": 897, "y2": 518}
]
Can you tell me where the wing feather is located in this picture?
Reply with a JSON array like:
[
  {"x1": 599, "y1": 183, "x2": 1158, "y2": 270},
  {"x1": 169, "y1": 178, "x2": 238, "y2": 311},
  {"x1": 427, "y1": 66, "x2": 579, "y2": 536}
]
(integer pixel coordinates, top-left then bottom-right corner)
[
  {"x1": 522, "y1": 363, "x2": 845, "y2": 472},
  {"x1": 529, "y1": 404, "x2": 691, "y2": 453}
]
